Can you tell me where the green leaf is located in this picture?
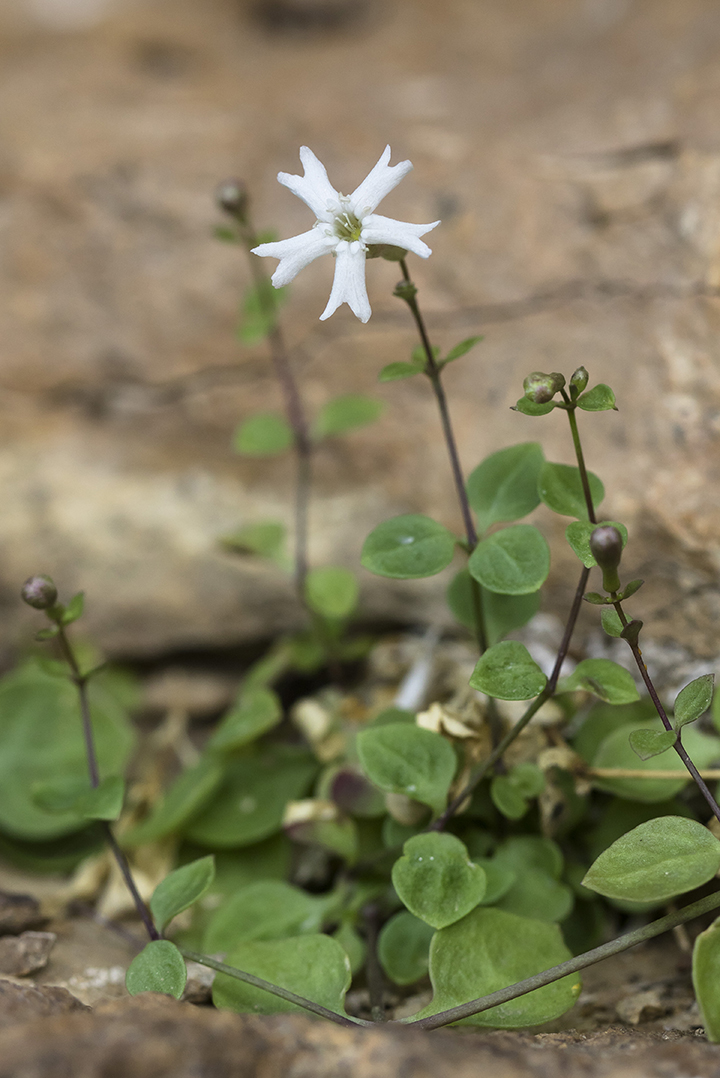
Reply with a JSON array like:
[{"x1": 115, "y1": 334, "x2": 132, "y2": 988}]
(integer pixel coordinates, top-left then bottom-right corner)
[
  {"x1": 220, "y1": 522, "x2": 287, "y2": 565},
  {"x1": 674, "y1": 674, "x2": 715, "y2": 729},
  {"x1": 628, "y1": 728, "x2": 677, "y2": 761},
  {"x1": 466, "y1": 443, "x2": 544, "y2": 532},
  {"x1": 468, "y1": 524, "x2": 550, "y2": 595},
  {"x1": 508, "y1": 762, "x2": 545, "y2": 798},
  {"x1": 565, "y1": 520, "x2": 628, "y2": 568},
  {"x1": 582, "y1": 817, "x2": 720, "y2": 902},
  {"x1": 312, "y1": 394, "x2": 384, "y2": 440},
  {"x1": 442, "y1": 336, "x2": 483, "y2": 365},
  {"x1": 557, "y1": 659, "x2": 640, "y2": 704},
  {"x1": 600, "y1": 606, "x2": 624, "y2": 637},
  {"x1": 361, "y1": 515, "x2": 457, "y2": 580},
  {"x1": 576, "y1": 384, "x2": 617, "y2": 411},
  {"x1": 470, "y1": 641, "x2": 547, "y2": 701},
  {"x1": 213, "y1": 935, "x2": 351, "y2": 1016},
  {"x1": 392, "y1": 833, "x2": 486, "y2": 929},
  {"x1": 446, "y1": 571, "x2": 541, "y2": 644},
  {"x1": 0, "y1": 660, "x2": 134, "y2": 841},
  {"x1": 620, "y1": 579, "x2": 644, "y2": 599},
  {"x1": 214, "y1": 225, "x2": 239, "y2": 243},
  {"x1": 31, "y1": 775, "x2": 125, "y2": 822},
  {"x1": 413, "y1": 908, "x2": 580, "y2": 1027},
  {"x1": 233, "y1": 413, "x2": 293, "y2": 456},
  {"x1": 186, "y1": 747, "x2": 317, "y2": 848},
  {"x1": 356, "y1": 723, "x2": 456, "y2": 816},
  {"x1": 332, "y1": 922, "x2": 366, "y2": 975},
  {"x1": 493, "y1": 836, "x2": 564, "y2": 879},
  {"x1": 513, "y1": 397, "x2": 556, "y2": 416},
  {"x1": 304, "y1": 567, "x2": 359, "y2": 620},
  {"x1": 693, "y1": 916, "x2": 720, "y2": 1041},
  {"x1": 207, "y1": 687, "x2": 282, "y2": 754},
  {"x1": 61, "y1": 592, "x2": 85, "y2": 625},
  {"x1": 412, "y1": 344, "x2": 439, "y2": 365},
  {"x1": 35, "y1": 626, "x2": 59, "y2": 641},
  {"x1": 203, "y1": 881, "x2": 327, "y2": 952},
  {"x1": 538, "y1": 462, "x2": 604, "y2": 519},
  {"x1": 150, "y1": 855, "x2": 216, "y2": 933},
  {"x1": 494, "y1": 869, "x2": 574, "y2": 923},
  {"x1": 237, "y1": 280, "x2": 288, "y2": 344},
  {"x1": 123, "y1": 756, "x2": 225, "y2": 845},
  {"x1": 378, "y1": 361, "x2": 424, "y2": 382},
  {"x1": 126, "y1": 940, "x2": 186, "y2": 999},
  {"x1": 378, "y1": 911, "x2": 435, "y2": 986},
  {"x1": 592, "y1": 722, "x2": 720, "y2": 802},
  {"x1": 490, "y1": 775, "x2": 527, "y2": 820},
  {"x1": 473, "y1": 860, "x2": 517, "y2": 905}
]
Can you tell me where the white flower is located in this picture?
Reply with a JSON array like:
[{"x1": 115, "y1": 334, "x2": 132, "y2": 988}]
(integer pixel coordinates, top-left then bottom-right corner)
[{"x1": 252, "y1": 146, "x2": 440, "y2": 323}]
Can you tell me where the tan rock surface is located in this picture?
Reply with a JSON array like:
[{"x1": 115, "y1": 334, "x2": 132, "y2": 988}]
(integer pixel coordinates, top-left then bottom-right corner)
[{"x1": 0, "y1": 0, "x2": 718, "y2": 654}]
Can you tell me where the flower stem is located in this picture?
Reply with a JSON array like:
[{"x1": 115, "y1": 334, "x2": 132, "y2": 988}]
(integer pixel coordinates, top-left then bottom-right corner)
[
  {"x1": 561, "y1": 390, "x2": 596, "y2": 523},
  {"x1": 406, "y1": 886, "x2": 720, "y2": 1029}
]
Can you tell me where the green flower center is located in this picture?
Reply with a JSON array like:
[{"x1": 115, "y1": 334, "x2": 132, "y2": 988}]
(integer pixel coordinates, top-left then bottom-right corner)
[{"x1": 333, "y1": 210, "x2": 363, "y2": 243}]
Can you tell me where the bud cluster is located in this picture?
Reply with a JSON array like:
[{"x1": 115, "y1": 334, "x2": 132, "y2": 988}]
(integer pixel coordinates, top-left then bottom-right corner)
[{"x1": 522, "y1": 371, "x2": 565, "y2": 404}]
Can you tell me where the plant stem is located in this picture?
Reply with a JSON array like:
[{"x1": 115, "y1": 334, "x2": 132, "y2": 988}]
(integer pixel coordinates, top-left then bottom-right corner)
[
  {"x1": 178, "y1": 947, "x2": 370, "y2": 1028},
  {"x1": 53, "y1": 621, "x2": 159, "y2": 941},
  {"x1": 561, "y1": 391, "x2": 596, "y2": 524},
  {"x1": 406, "y1": 887, "x2": 720, "y2": 1029}
]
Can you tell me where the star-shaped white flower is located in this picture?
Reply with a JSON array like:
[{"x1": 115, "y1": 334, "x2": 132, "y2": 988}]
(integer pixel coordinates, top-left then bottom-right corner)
[{"x1": 252, "y1": 146, "x2": 440, "y2": 323}]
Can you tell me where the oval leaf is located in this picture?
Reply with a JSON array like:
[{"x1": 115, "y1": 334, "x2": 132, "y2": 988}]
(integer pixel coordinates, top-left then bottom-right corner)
[
  {"x1": 379, "y1": 361, "x2": 423, "y2": 382},
  {"x1": 674, "y1": 674, "x2": 715, "y2": 729},
  {"x1": 312, "y1": 394, "x2": 384, "y2": 440},
  {"x1": 212, "y1": 934, "x2": 350, "y2": 1016},
  {"x1": 378, "y1": 910, "x2": 435, "y2": 986},
  {"x1": 592, "y1": 722, "x2": 720, "y2": 803},
  {"x1": 466, "y1": 443, "x2": 544, "y2": 532},
  {"x1": 470, "y1": 641, "x2": 547, "y2": 701},
  {"x1": 582, "y1": 817, "x2": 720, "y2": 902},
  {"x1": 414, "y1": 908, "x2": 580, "y2": 1027},
  {"x1": 304, "y1": 567, "x2": 359, "y2": 620},
  {"x1": 361, "y1": 515, "x2": 457, "y2": 579},
  {"x1": 392, "y1": 833, "x2": 486, "y2": 929},
  {"x1": 356, "y1": 724, "x2": 456, "y2": 816},
  {"x1": 628, "y1": 728, "x2": 677, "y2": 761},
  {"x1": 150, "y1": 855, "x2": 216, "y2": 934},
  {"x1": 203, "y1": 880, "x2": 327, "y2": 953},
  {"x1": 208, "y1": 688, "x2": 282, "y2": 754},
  {"x1": 233, "y1": 413, "x2": 293, "y2": 456},
  {"x1": 693, "y1": 916, "x2": 720, "y2": 1042},
  {"x1": 468, "y1": 525, "x2": 550, "y2": 595},
  {"x1": 126, "y1": 940, "x2": 187, "y2": 999},
  {"x1": 557, "y1": 659, "x2": 640, "y2": 705},
  {"x1": 123, "y1": 756, "x2": 225, "y2": 845},
  {"x1": 446, "y1": 571, "x2": 540, "y2": 645},
  {"x1": 577, "y1": 384, "x2": 617, "y2": 411},
  {"x1": 539, "y1": 462, "x2": 604, "y2": 519}
]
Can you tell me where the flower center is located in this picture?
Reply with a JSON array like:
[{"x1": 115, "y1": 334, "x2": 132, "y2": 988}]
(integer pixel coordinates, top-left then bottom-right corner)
[{"x1": 333, "y1": 208, "x2": 363, "y2": 243}]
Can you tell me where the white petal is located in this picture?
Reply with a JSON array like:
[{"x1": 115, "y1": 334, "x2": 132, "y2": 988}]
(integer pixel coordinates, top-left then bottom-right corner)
[
  {"x1": 319, "y1": 242, "x2": 371, "y2": 323},
  {"x1": 360, "y1": 214, "x2": 440, "y2": 258},
  {"x1": 252, "y1": 229, "x2": 333, "y2": 287},
  {"x1": 277, "y1": 147, "x2": 339, "y2": 222},
  {"x1": 349, "y1": 146, "x2": 414, "y2": 217}
]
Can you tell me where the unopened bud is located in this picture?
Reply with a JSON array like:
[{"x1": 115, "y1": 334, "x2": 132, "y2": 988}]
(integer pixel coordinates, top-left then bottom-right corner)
[
  {"x1": 21, "y1": 575, "x2": 58, "y2": 610},
  {"x1": 523, "y1": 371, "x2": 565, "y2": 404},
  {"x1": 215, "y1": 179, "x2": 249, "y2": 222},
  {"x1": 589, "y1": 525, "x2": 623, "y2": 593},
  {"x1": 570, "y1": 366, "x2": 589, "y2": 394},
  {"x1": 393, "y1": 279, "x2": 417, "y2": 302}
]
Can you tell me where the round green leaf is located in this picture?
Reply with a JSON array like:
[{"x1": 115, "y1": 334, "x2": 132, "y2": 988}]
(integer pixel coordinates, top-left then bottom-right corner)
[
  {"x1": 468, "y1": 525, "x2": 550, "y2": 595},
  {"x1": 494, "y1": 868, "x2": 574, "y2": 923},
  {"x1": 208, "y1": 688, "x2": 282, "y2": 754},
  {"x1": 234, "y1": 413, "x2": 293, "y2": 456},
  {"x1": 628, "y1": 728, "x2": 677, "y2": 761},
  {"x1": 539, "y1": 462, "x2": 604, "y2": 519},
  {"x1": 470, "y1": 641, "x2": 547, "y2": 701},
  {"x1": 150, "y1": 855, "x2": 216, "y2": 933},
  {"x1": 600, "y1": 606, "x2": 624, "y2": 638},
  {"x1": 392, "y1": 833, "x2": 486, "y2": 929},
  {"x1": 557, "y1": 659, "x2": 640, "y2": 705},
  {"x1": 361, "y1": 515, "x2": 457, "y2": 579},
  {"x1": 220, "y1": 522, "x2": 287, "y2": 564},
  {"x1": 693, "y1": 916, "x2": 720, "y2": 1041},
  {"x1": 582, "y1": 817, "x2": 720, "y2": 902},
  {"x1": 126, "y1": 940, "x2": 187, "y2": 999},
  {"x1": 413, "y1": 908, "x2": 580, "y2": 1027},
  {"x1": 185, "y1": 748, "x2": 316, "y2": 848},
  {"x1": 576, "y1": 384, "x2": 617, "y2": 411},
  {"x1": 466, "y1": 443, "x2": 544, "y2": 532},
  {"x1": 514, "y1": 397, "x2": 556, "y2": 416},
  {"x1": 674, "y1": 674, "x2": 715, "y2": 729},
  {"x1": 311, "y1": 394, "x2": 384, "y2": 439},
  {"x1": 474, "y1": 860, "x2": 517, "y2": 905},
  {"x1": 203, "y1": 880, "x2": 327, "y2": 953},
  {"x1": 446, "y1": 571, "x2": 541, "y2": 644},
  {"x1": 212, "y1": 934, "x2": 351, "y2": 1016},
  {"x1": 378, "y1": 911, "x2": 435, "y2": 985},
  {"x1": 565, "y1": 520, "x2": 628, "y2": 568},
  {"x1": 356, "y1": 723, "x2": 456, "y2": 816},
  {"x1": 490, "y1": 775, "x2": 528, "y2": 820},
  {"x1": 304, "y1": 567, "x2": 359, "y2": 620},
  {"x1": 493, "y1": 836, "x2": 564, "y2": 879},
  {"x1": 592, "y1": 722, "x2": 720, "y2": 802}
]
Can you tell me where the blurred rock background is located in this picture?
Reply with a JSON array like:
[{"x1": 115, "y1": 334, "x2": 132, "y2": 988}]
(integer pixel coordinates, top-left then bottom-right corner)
[{"x1": 0, "y1": 0, "x2": 718, "y2": 658}]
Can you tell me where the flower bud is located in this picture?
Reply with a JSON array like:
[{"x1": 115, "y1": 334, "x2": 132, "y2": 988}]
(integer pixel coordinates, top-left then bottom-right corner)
[
  {"x1": 589, "y1": 525, "x2": 623, "y2": 594},
  {"x1": 570, "y1": 366, "x2": 589, "y2": 394},
  {"x1": 21, "y1": 575, "x2": 58, "y2": 610},
  {"x1": 215, "y1": 179, "x2": 249, "y2": 222},
  {"x1": 393, "y1": 279, "x2": 417, "y2": 302},
  {"x1": 523, "y1": 371, "x2": 565, "y2": 404}
]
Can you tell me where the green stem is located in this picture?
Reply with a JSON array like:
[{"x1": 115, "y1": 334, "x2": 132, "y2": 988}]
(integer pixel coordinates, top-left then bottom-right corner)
[
  {"x1": 178, "y1": 947, "x2": 370, "y2": 1028},
  {"x1": 406, "y1": 887, "x2": 720, "y2": 1029},
  {"x1": 561, "y1": 391, "x2": 596, "y2": 524}
]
